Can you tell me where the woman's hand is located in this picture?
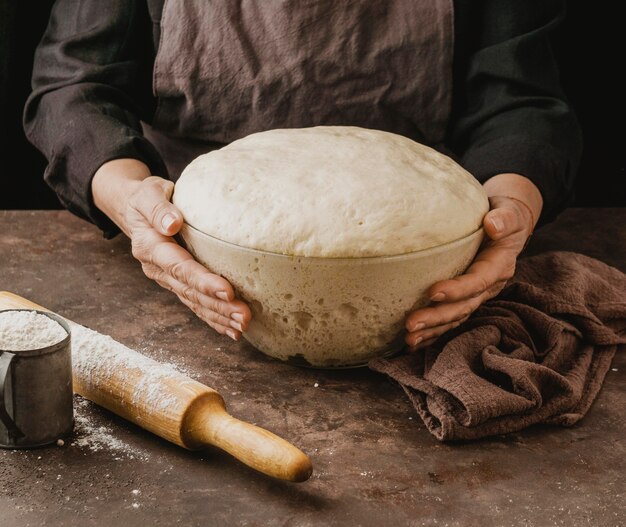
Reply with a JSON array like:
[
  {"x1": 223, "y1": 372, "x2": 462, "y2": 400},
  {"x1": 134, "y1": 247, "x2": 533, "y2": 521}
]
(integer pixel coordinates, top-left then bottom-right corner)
[
  {"x1": 404, "y1": 173, "x2": 543, "y2": 351},
  {"x1": 92, "y1": 159, "x2": 251, "y2": 341}
]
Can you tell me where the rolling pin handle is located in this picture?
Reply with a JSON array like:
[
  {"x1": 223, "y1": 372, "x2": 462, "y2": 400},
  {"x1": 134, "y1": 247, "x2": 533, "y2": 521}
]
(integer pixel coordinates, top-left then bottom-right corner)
[
  {"x1": 185, "y1": 401, "x2": 313, "y2": 482},
  {"x1": 216, "y1": 413, "x2": 313, "y2": 482}
]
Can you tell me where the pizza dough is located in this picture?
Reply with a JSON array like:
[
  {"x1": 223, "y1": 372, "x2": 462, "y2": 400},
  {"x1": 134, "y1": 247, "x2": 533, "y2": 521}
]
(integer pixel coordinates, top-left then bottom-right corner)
[{"x1": 173, "y1": 126, "x2": 488, "y2": 257}]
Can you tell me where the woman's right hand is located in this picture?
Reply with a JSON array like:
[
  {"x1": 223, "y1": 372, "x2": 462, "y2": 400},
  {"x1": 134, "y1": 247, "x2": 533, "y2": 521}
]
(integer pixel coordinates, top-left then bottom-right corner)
[{"x1": 92, "y1": 159, "x2": 251, "y2": 341}]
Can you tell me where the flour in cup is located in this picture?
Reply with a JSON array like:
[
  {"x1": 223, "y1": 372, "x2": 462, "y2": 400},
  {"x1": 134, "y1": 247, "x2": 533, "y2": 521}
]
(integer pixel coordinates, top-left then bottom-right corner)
[{"x1": 0, "y1": 310, "x2": 67, "y2": 351}]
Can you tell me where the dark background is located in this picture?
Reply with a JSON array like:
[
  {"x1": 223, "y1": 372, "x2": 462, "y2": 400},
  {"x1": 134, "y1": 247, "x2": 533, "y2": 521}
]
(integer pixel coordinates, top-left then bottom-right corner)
[{"x1": 1, "y1": 1, "x2": 624, "y2": 212}]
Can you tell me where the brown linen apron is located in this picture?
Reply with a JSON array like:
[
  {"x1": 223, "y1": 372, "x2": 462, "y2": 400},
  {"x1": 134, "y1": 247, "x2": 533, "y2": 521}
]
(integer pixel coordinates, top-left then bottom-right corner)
[{"x1": 145, "y1": 0, "x2": 454, "y2": 179}]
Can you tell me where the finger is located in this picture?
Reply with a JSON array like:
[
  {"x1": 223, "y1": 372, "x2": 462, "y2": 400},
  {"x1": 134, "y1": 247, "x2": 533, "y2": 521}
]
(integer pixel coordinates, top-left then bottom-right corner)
[
  {"x1": 407, "y1": 279, "x2": 505, "y2": 333},
  {"x1": 176, "y1": 295, "x2": 242, "y2": 341},
  {"x1": 146, "y1": 234, "x2": 238, "y2": 302},
  {"x1": 405, "y1": 314, "x2": 471, "y2": 348},
  {"x1": 406, "y1": 294, "x2": 481, "y2": 332},
  {"x1": 428, "y1": 247, "x2": 516, "y2": 303},
  {"x1": 170, "y1": 259, "x2": 239, "y2": 304},
  {"x1": 134, "y1": 227, "x2": 238, "y2": 302},
  {"x1": 128, "y1": 177, "x2": 184, "y2": 236},
  {"x1": 148, "y1": 267, "x2": 250, "y2": 330},
  {"x1": 485, "y1": 195, "x2": 536, "y2": 242},
  {"x1": 483, "y1": 202, "x2": 526, "y2": 241},
  {"x1": 152, "y1": 272, "x2": 243, "y2": 337},
  {"x1": 174, "y1": 290, "x2": 235, "y2": 331}
]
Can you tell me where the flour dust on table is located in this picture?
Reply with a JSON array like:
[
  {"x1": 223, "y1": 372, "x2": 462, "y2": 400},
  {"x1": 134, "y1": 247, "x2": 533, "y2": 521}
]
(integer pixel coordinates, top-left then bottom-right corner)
[{"x1": 71, "y1": 396, "x2": 149, "y2": 461}]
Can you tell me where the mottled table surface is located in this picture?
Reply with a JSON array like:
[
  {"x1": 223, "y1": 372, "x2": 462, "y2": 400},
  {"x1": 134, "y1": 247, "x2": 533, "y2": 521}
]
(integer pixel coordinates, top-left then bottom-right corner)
[{"x1": 1, "y1": 209, "x2": 624, "y2": 527}]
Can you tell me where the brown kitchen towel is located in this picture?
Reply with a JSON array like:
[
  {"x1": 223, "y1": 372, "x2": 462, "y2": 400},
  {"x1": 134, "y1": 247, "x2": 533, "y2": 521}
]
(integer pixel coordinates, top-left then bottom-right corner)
[{"x1": 369, "y1": 251, "x2": 626, "y2": 441}]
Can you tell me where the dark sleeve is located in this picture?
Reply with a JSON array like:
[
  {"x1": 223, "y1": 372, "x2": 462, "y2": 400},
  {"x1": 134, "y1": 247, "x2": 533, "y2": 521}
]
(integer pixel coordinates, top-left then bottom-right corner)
[
  {"x1": 448, "y1": 0, "x2": 582, "y2": 225},
  {"x1": 23, "y1": 0, "x2": 165, "y2": 238}
]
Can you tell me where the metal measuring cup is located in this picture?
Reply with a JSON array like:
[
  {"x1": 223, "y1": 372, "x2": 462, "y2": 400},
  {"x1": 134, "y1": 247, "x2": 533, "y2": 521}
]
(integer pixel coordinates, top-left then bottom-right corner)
[{"x1": 0, "y1": 309, "x2": 74, "y2": 448}]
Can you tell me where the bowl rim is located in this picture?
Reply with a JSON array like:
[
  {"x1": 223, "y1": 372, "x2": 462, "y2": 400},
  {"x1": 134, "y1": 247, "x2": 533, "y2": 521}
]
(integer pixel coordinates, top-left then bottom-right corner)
[{"x1": 180, "y1": 222, "x2": 485, "y2": 263}]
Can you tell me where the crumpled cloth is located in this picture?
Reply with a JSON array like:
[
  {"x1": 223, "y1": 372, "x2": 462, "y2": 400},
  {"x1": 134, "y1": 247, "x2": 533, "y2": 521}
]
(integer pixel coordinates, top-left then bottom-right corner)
[{"x1": 369, "y1": 252, "x2": 626, "y2": 441}]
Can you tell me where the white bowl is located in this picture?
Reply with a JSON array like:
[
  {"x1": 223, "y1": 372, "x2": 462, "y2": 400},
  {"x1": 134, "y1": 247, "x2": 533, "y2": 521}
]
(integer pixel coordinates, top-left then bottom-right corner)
[{"x1": 179, "y1": 224, "x2": 484, "y2": 368}]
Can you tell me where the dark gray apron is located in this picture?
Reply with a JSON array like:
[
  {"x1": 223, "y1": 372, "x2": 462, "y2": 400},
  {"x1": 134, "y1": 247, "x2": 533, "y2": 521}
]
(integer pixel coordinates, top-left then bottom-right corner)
[{"x1": 145, "y1": 0, "x2": 454, "y2": 179}]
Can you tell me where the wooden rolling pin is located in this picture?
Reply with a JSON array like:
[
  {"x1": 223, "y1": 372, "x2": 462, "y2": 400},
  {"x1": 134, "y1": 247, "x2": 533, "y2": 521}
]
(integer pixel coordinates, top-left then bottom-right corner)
[{"x1": 0, "y1": 291, "x2": 312, "y2": 482}]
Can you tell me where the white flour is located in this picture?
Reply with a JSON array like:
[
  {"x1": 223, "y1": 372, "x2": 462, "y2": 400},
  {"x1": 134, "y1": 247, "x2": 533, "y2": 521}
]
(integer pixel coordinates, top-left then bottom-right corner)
[
  {"x1": 72, "y1": 396, "x2": 149, "y2": 460},
  {"x1": 1, "y1": 310, "x2": 192, "y2": 459},
  {"x1": 69, "y1": 321, "x2": 188, "y2": 413},
  {"x1": 0, "y1": 310, "x2": 67, "y2": 350},
  {"x1": 66, "y1": 320, "x2": 198, "y2": 459}
]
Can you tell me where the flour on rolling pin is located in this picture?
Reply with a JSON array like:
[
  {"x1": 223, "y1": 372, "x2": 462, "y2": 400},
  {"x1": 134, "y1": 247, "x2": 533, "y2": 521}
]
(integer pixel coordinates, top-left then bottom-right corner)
[{"x1": 70, "y1": 322, "x2": 189, "y2": 413}]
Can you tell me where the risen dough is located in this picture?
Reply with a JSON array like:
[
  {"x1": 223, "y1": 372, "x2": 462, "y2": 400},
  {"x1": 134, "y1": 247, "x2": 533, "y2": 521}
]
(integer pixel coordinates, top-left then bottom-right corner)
[{"x1": 173, "y1": 126, "x2": 489, "y2": 257}]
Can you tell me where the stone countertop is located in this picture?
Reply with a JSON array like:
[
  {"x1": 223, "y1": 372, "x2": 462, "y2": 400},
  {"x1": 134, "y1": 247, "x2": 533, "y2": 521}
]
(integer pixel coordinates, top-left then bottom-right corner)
[{"x1": 0, "y1": 209, "x2": 624, "y2": 527}]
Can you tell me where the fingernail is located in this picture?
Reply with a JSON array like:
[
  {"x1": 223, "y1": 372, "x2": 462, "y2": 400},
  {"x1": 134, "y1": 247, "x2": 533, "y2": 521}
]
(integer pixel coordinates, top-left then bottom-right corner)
[
  {"x1": 226, "y1": 329, "x2": 238, "y2": 341},
  {"x1": 430, "y1": 292, "x2": 445, "y2": 302},
  {"x1": 413, "y1": 336, "x2": 423, "y2": 346},
  {"x1": 231, "y1": 312, "x2": 244, "y2": 323},
  {"x1": 162, "y1": 213, "x2": 177, "y2": 231},
  {"x1": 230, "y1": 320, "x2": 243, "y2": 332},
  {"x1": 490, "y1": 217, "x2": 504, "y2": 233},
  {"x1": 411, "y1": 322, "x2": 426, "y2": 332},
  {"x1": 216, "y1": 291, "x2": 229, "y2": 301}
]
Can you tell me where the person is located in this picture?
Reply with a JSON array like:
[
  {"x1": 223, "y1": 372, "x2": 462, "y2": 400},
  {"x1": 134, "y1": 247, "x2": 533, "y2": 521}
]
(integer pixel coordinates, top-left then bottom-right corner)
[{"x1": 24, "y1": 1, "x2": 581, "y2": 351}]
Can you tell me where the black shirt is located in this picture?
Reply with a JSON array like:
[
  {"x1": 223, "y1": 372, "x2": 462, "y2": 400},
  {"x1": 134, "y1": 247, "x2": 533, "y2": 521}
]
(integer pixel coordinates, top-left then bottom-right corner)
[{"x1": 24, "y1": 0, "x2": 582, "y2": 237}]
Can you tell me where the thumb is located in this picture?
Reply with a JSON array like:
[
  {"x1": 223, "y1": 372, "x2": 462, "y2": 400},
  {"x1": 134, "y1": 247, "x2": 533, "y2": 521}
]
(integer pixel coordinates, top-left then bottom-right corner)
[
  {"x1": 132, "y1": 176, "x2": 184, "y2": 236},
  {"x1": 483, "y1": 200, "x2": 523, "y2": 241}
]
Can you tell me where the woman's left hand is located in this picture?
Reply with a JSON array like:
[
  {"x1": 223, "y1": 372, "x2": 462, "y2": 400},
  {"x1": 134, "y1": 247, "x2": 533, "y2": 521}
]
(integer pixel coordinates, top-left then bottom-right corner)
[{"x1": 404, "y1": 173, "x2": 543, "y2": 351}]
